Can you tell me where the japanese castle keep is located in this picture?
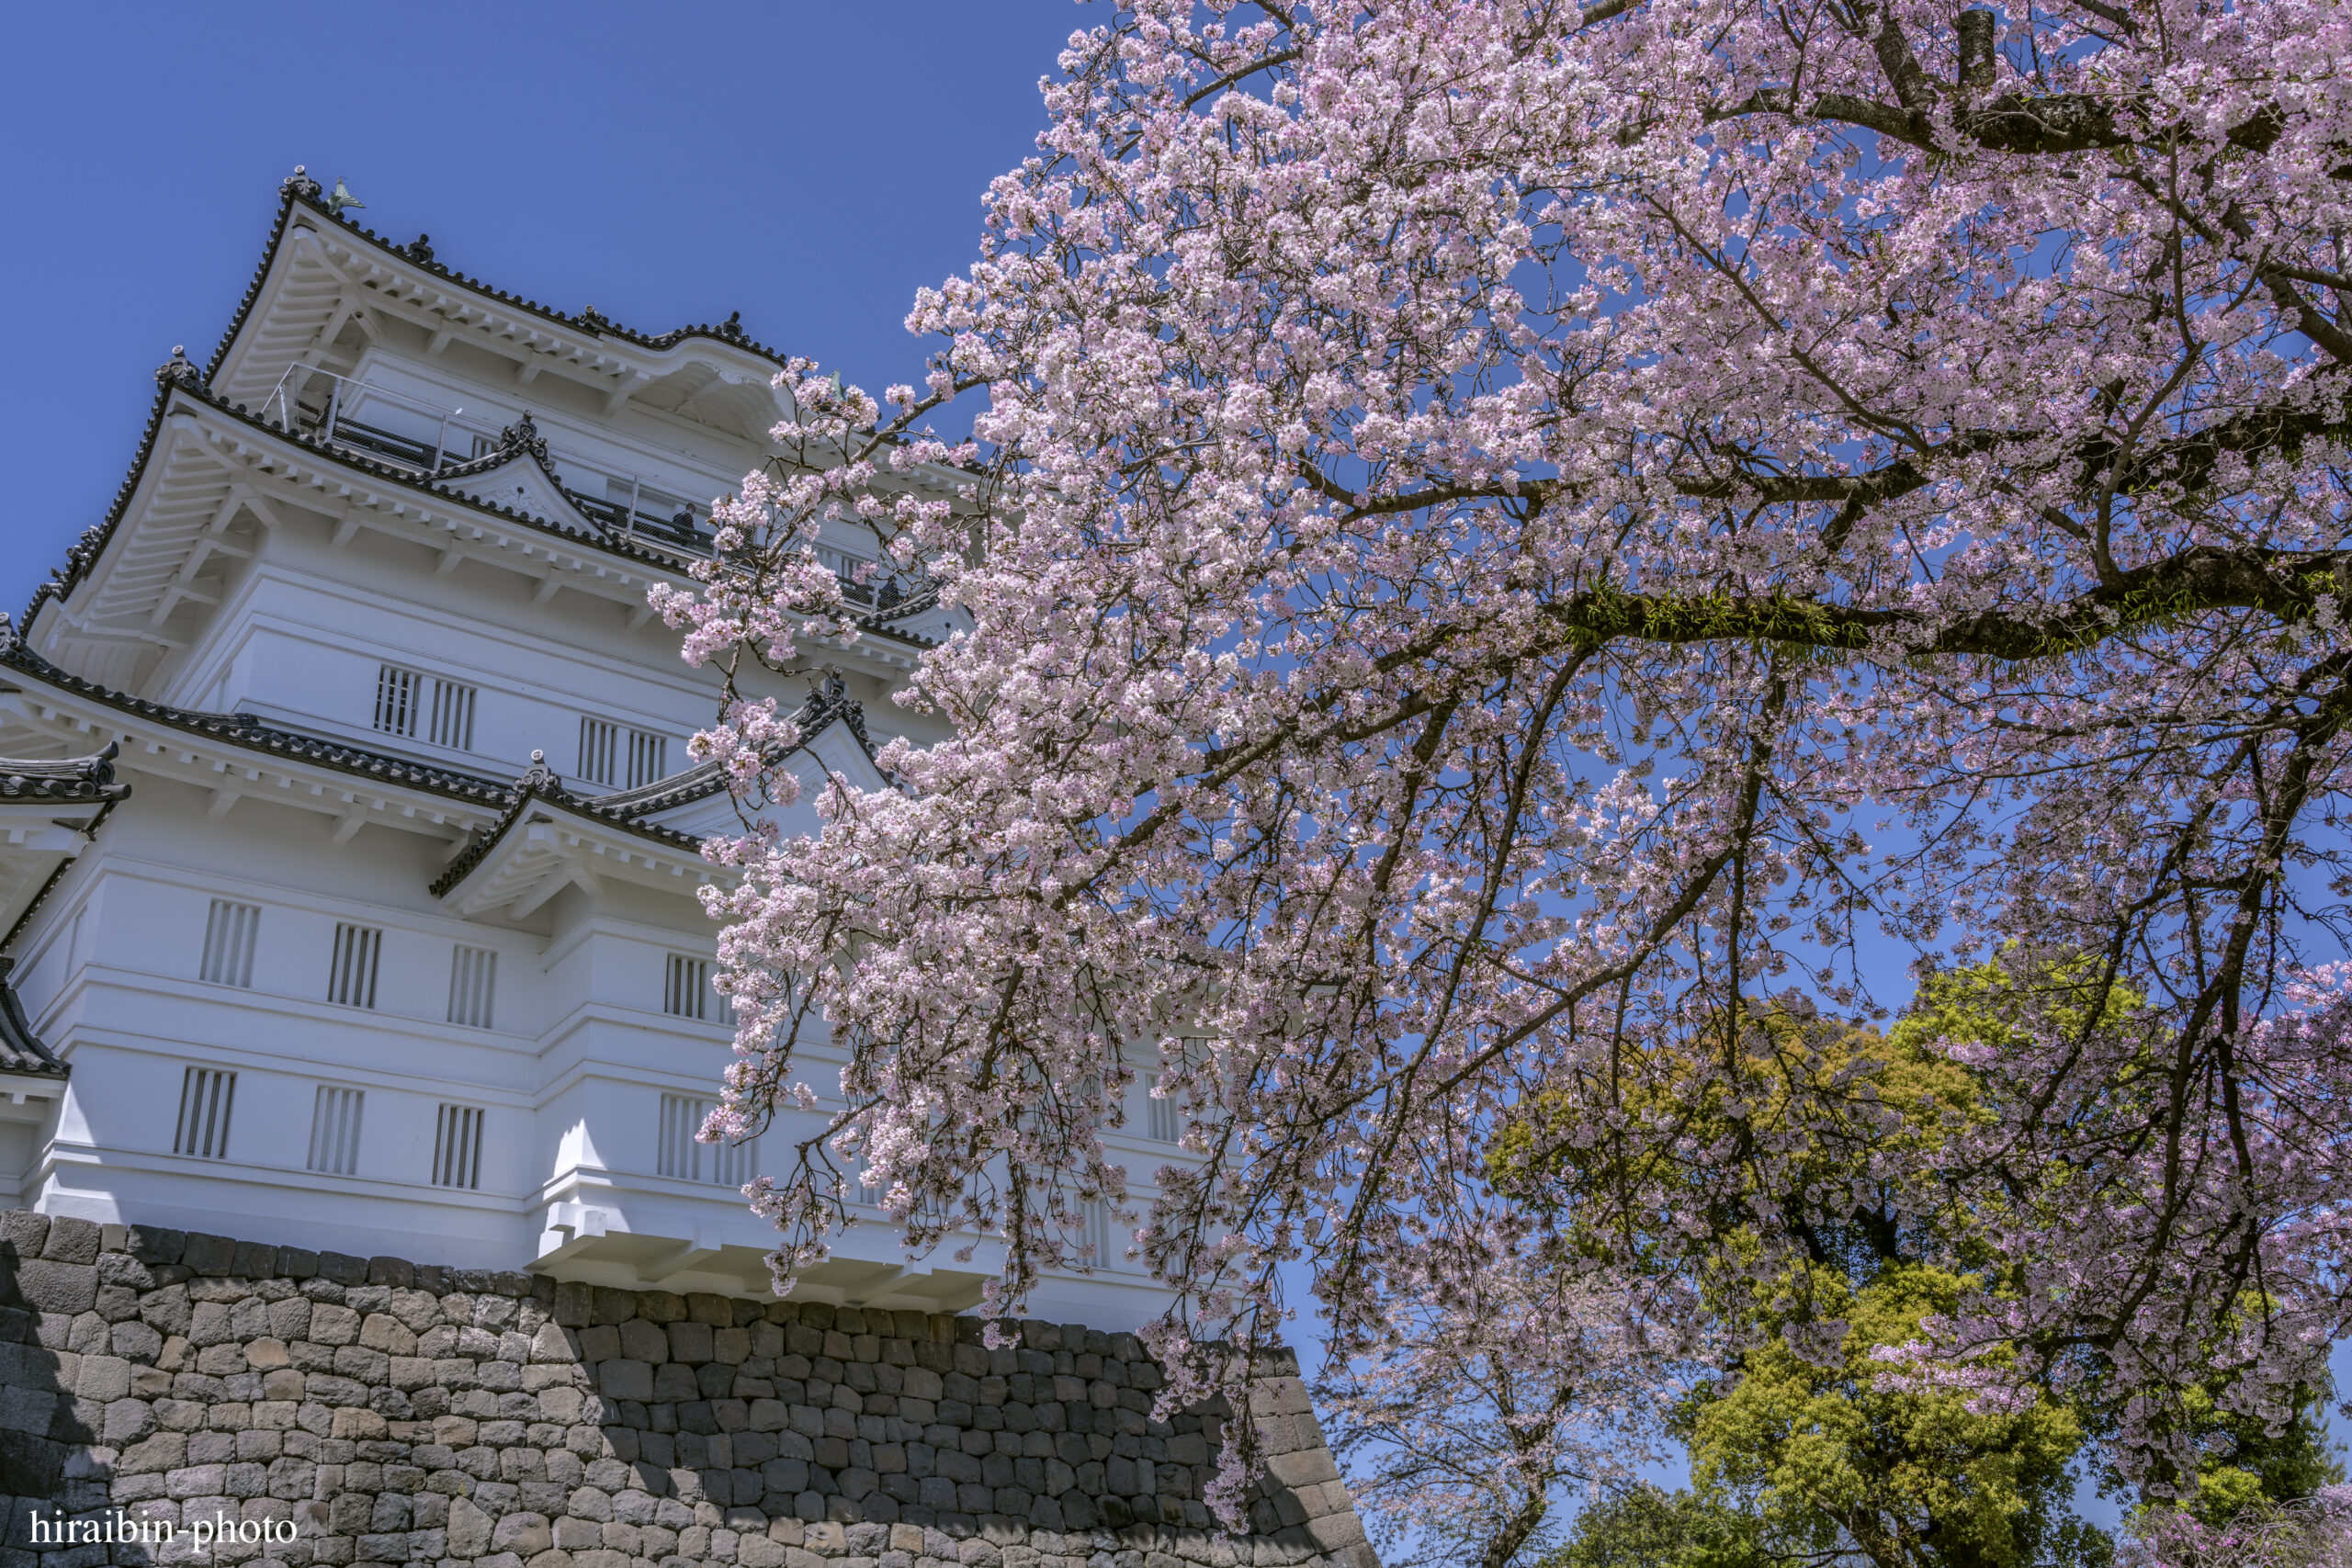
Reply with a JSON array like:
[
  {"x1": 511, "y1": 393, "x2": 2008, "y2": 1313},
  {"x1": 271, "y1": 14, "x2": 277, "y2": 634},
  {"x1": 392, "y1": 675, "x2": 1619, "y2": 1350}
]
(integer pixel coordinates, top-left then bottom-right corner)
[
  {"x1": 0, "y1": 166, "x2": 1188, "y2": 1332},
  {"x1": 0, "y1": 171, "x2": 1378, "y2": 1568}
]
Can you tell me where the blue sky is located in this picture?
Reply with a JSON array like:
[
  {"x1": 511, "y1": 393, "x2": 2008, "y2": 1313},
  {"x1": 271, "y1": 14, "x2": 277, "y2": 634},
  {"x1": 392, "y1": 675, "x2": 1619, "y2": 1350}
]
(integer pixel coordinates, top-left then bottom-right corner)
[{"x1": 0, "y1": 0, "x2": 1080, "y2": 617}]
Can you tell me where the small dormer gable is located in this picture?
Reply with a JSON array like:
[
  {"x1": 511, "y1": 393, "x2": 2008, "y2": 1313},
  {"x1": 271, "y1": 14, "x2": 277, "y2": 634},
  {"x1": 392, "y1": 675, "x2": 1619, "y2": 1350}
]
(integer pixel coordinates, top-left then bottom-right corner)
[
  {"x1": 637, "y1": 720, "x2": 892, "y2": 845},
  {"x1": 582, "y1": 681, "x2": 893, "y2": 845},
  {"x1": 435, "y1": 415, "x2": 601, "y2": 533}
]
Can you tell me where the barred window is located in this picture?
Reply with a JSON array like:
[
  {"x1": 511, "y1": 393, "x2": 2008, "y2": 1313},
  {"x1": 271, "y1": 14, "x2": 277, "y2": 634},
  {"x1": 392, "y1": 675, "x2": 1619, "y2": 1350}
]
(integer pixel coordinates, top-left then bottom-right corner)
[
  {"x1": 174, "y1": 1067, "x2": 236, "y2": 1160},
  {"x1": 199, "y1": 899, "x2": 260, "y2": 988},
  {"x1": 327, "y1": 923, "x2": 381, "y2": 1009},
  {"x1": 427, "y1": 680, "x2": 476, "y2": 751},
  {"x1": 578, "y1": 717, "x2": 617, "y2": 785},
  {"x1": 581, "y1": 719, "x2": 668, "y2": 788},
  {"x1": 374, "y1": 665, "x2": 421, "y2": 738},
  {"x1": 447, "y1": 945, "x2": 497, "y2": 1030},
  {"x1": 307, "y1": 1086, "x2": 365, "y2": 1176},
  {"x1": 378, "y1": 666, "x2": 475, "y2": 750},
  {"x1": 1086, "y1": 1200, "x2": 1119, "y2": 1269},
  {"x1": 664, "y1": 953, "x2": 729, "y2": 1023},
  {"x1": 432, "y1": 1104, "x2": 484, "y2": 1190},
  {"x1": 1147, "y1": 1075, "x2": 1181, "y2": 1144},
  {"x1": 657, "y1": 1094, "x2": 753, "y2": 1187},
  {"x1": 626, "y1": 728, "x2": 668, "y2": 789}
]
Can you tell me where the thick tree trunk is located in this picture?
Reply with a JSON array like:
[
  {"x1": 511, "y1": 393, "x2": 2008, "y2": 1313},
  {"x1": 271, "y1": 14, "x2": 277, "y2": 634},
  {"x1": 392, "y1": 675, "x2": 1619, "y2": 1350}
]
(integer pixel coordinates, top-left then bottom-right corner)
[{"x1": 1476, "y1": 1488, "x2": 1554, "y2": 1568}]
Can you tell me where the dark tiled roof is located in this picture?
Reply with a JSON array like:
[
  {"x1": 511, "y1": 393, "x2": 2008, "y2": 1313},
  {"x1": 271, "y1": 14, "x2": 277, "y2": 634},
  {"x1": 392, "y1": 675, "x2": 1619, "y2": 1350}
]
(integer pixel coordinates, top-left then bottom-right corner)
[
  {"x1": 19, "y1": 371, "x2": 180, "y2": 634},
  {"x1": 25, "y1": 377, "x2": 944, "y2": 655},
  {"x1": 587, "y1": 682, "x2": 878, "y2": 817},
  {"x1": 29, "y1": 173, "x2": 962, "y2": 650},
  {"x1": 208, "y1": 180, "x2": 803, "y2": 389},
  {"x1": 0, "y1": 960, "x2": 66, "y2": 1078},
  {"x1": 248, "y1": 174, "x2": 988, "y2": 474},
  {"x1": 0, "y1": 744, "x2": 129, "y2": 803},
  {"x1": 426, "y1": 768, "x2": 708, "y2": 899},
  {"x1": 0, "y1": 640, "x2": 515, "y2": 807},
  {"x1": 429, "y1": 685, "x2": 883, "y2": 897}
]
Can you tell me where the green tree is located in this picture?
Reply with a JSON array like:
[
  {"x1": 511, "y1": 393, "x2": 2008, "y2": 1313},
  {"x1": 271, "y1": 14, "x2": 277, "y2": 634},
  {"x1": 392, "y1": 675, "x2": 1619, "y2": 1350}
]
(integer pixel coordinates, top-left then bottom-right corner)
[
  {"x1": 1542, "y1": 1484, "x2": 1771, "y2": 1568},
  {"x1": 1498, "y1": 992, "x2": 2113, "y2": 1568},
  {"x1": 1500, "y1": 970, "x2": 2346, "y2": 1568},
  {"x1": 1896, "y1": 966, "x2": 2345, "y2": 1535},
  {"x1": 1677, "y1": 1259, "x2": 2108, "y2": 1568},
  {"x1": 2179, "y1": 1392, "x2": 2343, "y2": 1523}
]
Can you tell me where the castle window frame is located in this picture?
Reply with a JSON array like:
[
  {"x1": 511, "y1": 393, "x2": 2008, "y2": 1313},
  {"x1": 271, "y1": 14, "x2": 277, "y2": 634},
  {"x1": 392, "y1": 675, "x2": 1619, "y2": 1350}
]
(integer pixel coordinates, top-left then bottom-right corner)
[
  {"x1": 327, "y1": 923, "x2": 382, "y2": 1010},
  {"x1": 174, "y1": 1067, "x2": 236, "y2": 1160},
  {"x1": 432, "y1": 1103, "x2": 485, "y2": 1190},
  {"x1": 199, "y1": 898, "x2": 260, "y2": 988}
]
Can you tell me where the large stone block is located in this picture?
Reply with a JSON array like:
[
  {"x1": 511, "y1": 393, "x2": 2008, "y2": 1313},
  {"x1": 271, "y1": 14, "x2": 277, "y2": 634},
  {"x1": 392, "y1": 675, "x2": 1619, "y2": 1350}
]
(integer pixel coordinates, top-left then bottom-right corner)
[
  {"x1": 10, "y1": 1260, "x2": 97, "y2": 1315},
  {"x1": 492, "y1": 1510, "x2": 552, "y2": 1554},
  {"x1": 41, "y1": 1217, "x2": 102, "y2": 1265},
  {"x1": 447, "y1": 1495, "x2": 494, "y2": 1555},
  {"x1": 669, "y1": 1321, "x2": 714, "y2": 1364},
  {"x1": 595, "y1": 1359, "x2": 652, "y2": 1403}
]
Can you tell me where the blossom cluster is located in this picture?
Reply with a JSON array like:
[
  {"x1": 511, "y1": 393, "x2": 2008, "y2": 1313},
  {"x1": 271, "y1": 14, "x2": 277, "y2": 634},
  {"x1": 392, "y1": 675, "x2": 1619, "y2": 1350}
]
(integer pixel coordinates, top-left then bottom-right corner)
[{"x1": 665, "y1": 0, "x2": 2352, "y2": 1529}]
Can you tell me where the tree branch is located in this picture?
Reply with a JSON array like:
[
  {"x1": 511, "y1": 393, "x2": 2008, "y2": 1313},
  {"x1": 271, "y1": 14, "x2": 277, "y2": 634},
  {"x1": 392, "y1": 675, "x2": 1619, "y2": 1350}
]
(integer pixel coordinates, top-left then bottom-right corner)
[{"x1": 1535, "y1": 544, "x2": 2352, "y2": 660}]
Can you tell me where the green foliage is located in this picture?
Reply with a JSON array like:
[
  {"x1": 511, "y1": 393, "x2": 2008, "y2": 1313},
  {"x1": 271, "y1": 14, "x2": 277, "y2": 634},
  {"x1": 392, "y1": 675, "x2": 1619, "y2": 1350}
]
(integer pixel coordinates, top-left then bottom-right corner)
[
  {"x1": 1496, "y1": 983, "x2": 2125, "y2": 1568},
  {"x1": 1498, "y1": 968, "x2": 2343, "y2": 1567},
  {"x1": 2111, "y1": 1381, "x2": 2345, "y2": 1531},
  {"x1": 1679, "y1": 1260, "x2": 2107, "y2": 1568},
  {"x1": 1538, "y1": 1484, "x2": 1770, "y2": 1568},
  {"x1": 2198, "y1": 1395, "x2": 2344, "y2": 1517}
]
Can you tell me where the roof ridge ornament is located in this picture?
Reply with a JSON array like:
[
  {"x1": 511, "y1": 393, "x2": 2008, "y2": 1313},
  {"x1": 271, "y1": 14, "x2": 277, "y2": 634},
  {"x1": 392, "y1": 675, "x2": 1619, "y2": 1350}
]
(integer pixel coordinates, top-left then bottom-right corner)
[
  {"x1": 405, "y1": 232, "x2": 435, "y2": 265},
  {"x1": 156, "y1": 344, "x2": 203, "y2": 388},
  {"x1": 516, "y1": 748, "x2": 562, "y2": 795},
  {"x1": 719, "y1": 310, "x2": 745, "y2": 341},
  {"x1": 496, "y1": 412, "x2": 548, "y2": 464},
  {"x1": 281, "y1": 164, "x2": 322, "y2": 200},
  {"x1": 0, "y1": 956, "x2": 69, "y2": 1079},
  {"x1": 805, "y1": 665, "x2": 876, "y2": 755},
  {"x1": 324, "y1": 176, "x2": 365, "y2": 218},
  {"x1": 579, "y1": 305, "x2": 607, "y2": 333}
]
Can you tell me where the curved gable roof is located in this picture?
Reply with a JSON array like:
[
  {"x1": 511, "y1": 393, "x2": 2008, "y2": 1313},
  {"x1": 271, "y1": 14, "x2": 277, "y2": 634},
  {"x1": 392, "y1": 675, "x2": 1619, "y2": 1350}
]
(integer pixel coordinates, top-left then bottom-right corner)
[
  {"x1": 427, "y1": 688, "x2": 885, "y2": 903},
  {"x1": 22, "y1": 376, "x2": 945, "y2": 658},
  {"x1": 214, "y1": 172, "x2": 812, "y2": 392}
]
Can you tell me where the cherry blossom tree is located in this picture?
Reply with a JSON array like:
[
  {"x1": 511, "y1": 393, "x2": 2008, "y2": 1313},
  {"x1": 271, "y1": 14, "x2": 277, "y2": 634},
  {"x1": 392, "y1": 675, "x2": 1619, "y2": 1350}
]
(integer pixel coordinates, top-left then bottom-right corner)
[
  {"x1": 1316, "y1": 1241, "x2": 1683, "y2": 1568},
  {"x1": 661, "y1": 0, "x2": 2352, "y2": 1528}
]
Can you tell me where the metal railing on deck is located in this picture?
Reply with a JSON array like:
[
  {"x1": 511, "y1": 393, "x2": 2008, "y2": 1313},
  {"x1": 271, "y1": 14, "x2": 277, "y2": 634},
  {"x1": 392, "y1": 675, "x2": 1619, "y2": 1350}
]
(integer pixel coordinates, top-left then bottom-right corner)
[{"x1": 263, "y1": 364, "x2": 481, "y2": 476}]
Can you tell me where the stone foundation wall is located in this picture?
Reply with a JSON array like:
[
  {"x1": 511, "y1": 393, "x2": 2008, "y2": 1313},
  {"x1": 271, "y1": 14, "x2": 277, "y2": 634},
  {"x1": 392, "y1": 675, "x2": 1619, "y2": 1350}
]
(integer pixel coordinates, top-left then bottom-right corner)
[{"x1": 0, "y1": 1213, "x2": 1374, "y2": 1568}]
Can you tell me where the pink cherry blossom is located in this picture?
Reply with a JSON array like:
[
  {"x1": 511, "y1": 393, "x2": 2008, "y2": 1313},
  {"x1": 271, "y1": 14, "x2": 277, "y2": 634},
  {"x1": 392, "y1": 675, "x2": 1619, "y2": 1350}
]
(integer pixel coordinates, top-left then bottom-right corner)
[{"x1": 667, "y1": 0, "x2": 2352, "y2": 1527}]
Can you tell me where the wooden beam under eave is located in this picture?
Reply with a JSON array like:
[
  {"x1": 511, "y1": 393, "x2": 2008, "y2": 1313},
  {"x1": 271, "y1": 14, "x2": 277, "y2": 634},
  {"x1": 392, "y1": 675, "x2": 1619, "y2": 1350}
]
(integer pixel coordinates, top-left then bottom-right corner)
[
  {"x1": 604, "y1": 372, "x2": 646, "y2": 414},
  {"x1": 316, "y1": 295, "x2": 358, "y2": 352},
  {"x1": 236, "y1": 486, "x2": 284, "y2": 531},
  {"x1": 508, "y1": 868, "x2": 570, "y2": 920}
]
